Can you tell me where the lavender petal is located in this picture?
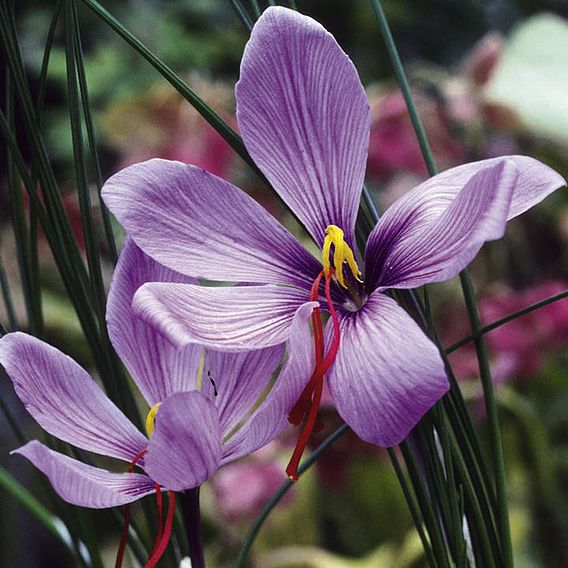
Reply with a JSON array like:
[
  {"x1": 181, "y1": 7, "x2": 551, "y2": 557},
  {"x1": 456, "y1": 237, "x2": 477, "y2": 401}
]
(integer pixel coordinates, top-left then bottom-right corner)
[
  {"x1": 13, "y1": 441, "x2": 155, "y2": 508},
  {"x1": 237, "y1": 7, "x2": 370, "y2": 247},
  {"x1": 222, "y1": 302, "x2": 317, "y2": 463},
  {"x1": 366, "y1": 159, "x2": 517, "y2": 291},
  {"x1": 102, "y1": 159, "x2": 320, "y2": 289},
  {"x1": 144, "y1": 392, "x2": 222, "y2": 491},
  {"x1": 328, "y1": 292, "x2": 448, "y2": 447},
  {"x1": 133, "y1": 283, "x2": 309, "y2": 350},
  {"x1": 0, "y1": 333, "x2": 147, "y2": 462},
  {"x1": 107, "y1": 239, "x2": 202, "y2": 406}
]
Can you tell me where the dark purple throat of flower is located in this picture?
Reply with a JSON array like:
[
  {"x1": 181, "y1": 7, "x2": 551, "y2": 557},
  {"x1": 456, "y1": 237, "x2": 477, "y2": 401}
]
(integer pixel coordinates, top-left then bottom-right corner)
[
  {"x1": 286, "y1": 225, "x2": 361, "y2": 480},
  {"x1": 115, "y1": 407, "x2": 176, "y2": 568}
]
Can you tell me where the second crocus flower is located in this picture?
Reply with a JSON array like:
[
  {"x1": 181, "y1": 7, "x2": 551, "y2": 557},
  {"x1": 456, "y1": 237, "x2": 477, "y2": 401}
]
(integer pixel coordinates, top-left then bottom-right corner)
[{"x1": 0, "y1": 239, "x2": 315, "y2": 564}]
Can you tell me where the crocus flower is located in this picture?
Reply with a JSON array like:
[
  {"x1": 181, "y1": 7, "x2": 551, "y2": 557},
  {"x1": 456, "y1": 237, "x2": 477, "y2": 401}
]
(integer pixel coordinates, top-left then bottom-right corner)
[
  {"x1": 101, "y1": 7, "x2": 565, "y2": 478},
  {"x1": 0, "y1": 239, "x2": 316, "y2": 564}
]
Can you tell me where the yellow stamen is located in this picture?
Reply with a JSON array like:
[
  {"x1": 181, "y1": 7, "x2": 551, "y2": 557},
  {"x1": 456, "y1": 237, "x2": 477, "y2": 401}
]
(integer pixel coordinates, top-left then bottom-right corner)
[
  {"x1": 322, "y1": 225, "x2": 363, "y2": 288},
  {"x1": 195, "y1": 350, "x2": 205, "y2": 391},
  {"x1": 145, "y1": 402, "x2": 161, "y2": 437}
]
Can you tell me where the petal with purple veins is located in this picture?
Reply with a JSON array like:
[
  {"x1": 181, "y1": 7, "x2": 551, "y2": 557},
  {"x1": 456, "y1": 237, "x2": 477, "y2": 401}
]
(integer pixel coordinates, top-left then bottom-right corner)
[
  {"x1": 236, "y1": 7, "x2": 370, "y2": 246},
  {"x1": 222, "y1": 302, "x2": 317, "y2": 463},
  {"x1": 107, "y1": 239, "x2": 203, "y2": 406},
  {"x1": 144, "y1": 392, "x2": 222, "y2": 491},
  {"x1": 102, "y1": 159, "x2": 320, "y2": 289},
  {"x1": 366, "y1": 156, "x2": 565, "y2": 291},
  {"x1": 409, "y1": 156, "x2": 565, "y2": 221},
  {"x1": 365, "y1": 159, "x2": 517, "y2": 291},
  {"x1": 13, "y1": 441, "x2": 155, "y2": 509},
  {"x1": 204, "y1": 345, "x2": 285, "y2": 435},
  {"x1": 133, "y1": 283, "x2": 309, "y2": 350},
  {"x1": 0, "y1": 333, "x2": 147, "y2": 462},
  {"x1": 327, "y1": 292, "x2": 448, "y2": 447}
]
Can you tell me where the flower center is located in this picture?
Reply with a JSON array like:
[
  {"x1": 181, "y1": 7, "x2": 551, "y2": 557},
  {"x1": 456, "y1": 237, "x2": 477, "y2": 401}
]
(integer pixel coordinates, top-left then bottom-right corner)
[{"x1": 322, "y1": 225, "x2": 362, "y2": 288}]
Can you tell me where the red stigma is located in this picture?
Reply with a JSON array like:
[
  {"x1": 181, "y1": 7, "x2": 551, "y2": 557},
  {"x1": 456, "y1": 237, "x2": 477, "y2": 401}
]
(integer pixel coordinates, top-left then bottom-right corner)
[
  {"x1": 286, "y1": 269, "x2": 341, "y2": 481},
  {"x1": 145, "y1": 491, "x2": 176, "y2": 568},
  {"x1": 115, "y1": 449, "x2": 176, "y2": 568}
]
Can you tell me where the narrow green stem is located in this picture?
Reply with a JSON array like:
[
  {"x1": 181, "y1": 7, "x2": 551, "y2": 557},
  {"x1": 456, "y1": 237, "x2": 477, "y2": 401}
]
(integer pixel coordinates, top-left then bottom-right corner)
[
  {"x1": 235, "y1": 423, "x2": 349, "y2": 566},
  {"x1": 370, "y1": 1, "x2": 513, "y2": 564},
  {"x1": 387, "y1": 448, "x2": 437, "y2": 568},
  {"x1": 0, "y1": 256, "x2": 18, "y2": 330},
  {"x1": 0, "y1": 384, "x2": 26, "y2": 443},
  {"x1": 460, "y1": 272, "x2": 512, "y2": 567},
  {"x1": 249, "y1": 0, "x2": 261, "y2": 18},
  {"x1": 64, "y1": 0, "x2": 108, "y2": 324},
  {"x1": 446, "y1": 288, "x2": 568, "y2": 354},
  {"x1": 230, "y1": 0, "x2": 254, "y2": 31},
  {"x1": 446, "y1": 428, "x2": 500, "y2": 568},
  {"x1": 5, "y1": 60, "x2": 38, "y2": 335},
  {"x1": 70, "y1": 0, "x2": 118, "y2": 264},
  {"x1": 370, "y1": 0, "x2": 437, "y2": 176},
  {"x1": 399, "y1": 441, "x2": 451, "y2": 568}
]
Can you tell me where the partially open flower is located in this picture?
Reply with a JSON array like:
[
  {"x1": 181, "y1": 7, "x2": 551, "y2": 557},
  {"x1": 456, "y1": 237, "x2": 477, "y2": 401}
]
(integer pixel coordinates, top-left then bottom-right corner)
[{"x1": 0, "y1": 240, "x2": 315, "y2": 565}]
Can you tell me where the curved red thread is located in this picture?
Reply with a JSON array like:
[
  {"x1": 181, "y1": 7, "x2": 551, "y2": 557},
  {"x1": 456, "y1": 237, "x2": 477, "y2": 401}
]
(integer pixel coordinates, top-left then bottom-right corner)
[
  {"x1": 310, "y1": 270, "x2": 325, "y2": 368},
  {"x1": 115, "y1": 448, "x2": 148, "y2": 568},
  {"x1": 321, "y1": 269, "x2": 341, "y2": 371},
  {"x1": 289, "y1": 271, "x2": 325, "y2": 426},
  {"x1": 115, "y1": 504, "x2": 131, "y2": 568},
  {"x1": 145, "y1": 491, "x2": 176, "y2": 568},
  {"x1": 286, "y1": 367, "x2": 324, "y2": 480},
  {"x1": 286, "y1": 270, "x2": 341, "y2": 481},
  {"x1": 149, "y1": 484, "x2": 164, "y2": 557}
]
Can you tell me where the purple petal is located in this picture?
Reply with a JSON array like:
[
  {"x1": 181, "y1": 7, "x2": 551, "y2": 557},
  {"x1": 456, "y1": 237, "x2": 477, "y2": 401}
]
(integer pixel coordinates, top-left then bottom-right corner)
[
  {"x1": 102, "y1": 159, "x2": 320, "y2": 289},
  {"x1": 133, "y1": 283, "x2": 309, "y2": 350},
  {"x1": 222, "y1": 302, "x2": 317, "y2": 463},
  {"x1": 107, "y1": 239, "x2": 203, "y2": 406},
  {"x1": 413, "y1": 156, "x2": 565, "y2": 220},
  {"x1": 328, "y1": 292, "x2": 448, "y2": 447},
  {"x1": 0, "y1": 333, "x2": 147, "y2": 462},
  {"x1": 204, "y1": 345, "x2": 285, "y2": 435},
  {"x1": 144, "y1": 392, "x2": 222, "y2": 491},
  {"x1": 365, "y1": 159, "x2": 517, "y2": 290},
  {"x1": 366, "y1": 156, "x2": 565, "y2": 291},
  {"x1": 13, "y1": 441, "x2": 155, "y2": 509},
  {"x1": 236, "y1": 7, "x2": 370, "y2": 246}
]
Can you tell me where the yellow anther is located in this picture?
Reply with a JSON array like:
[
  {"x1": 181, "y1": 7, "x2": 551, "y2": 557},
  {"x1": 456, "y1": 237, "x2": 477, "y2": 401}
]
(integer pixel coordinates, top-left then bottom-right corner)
[
  {"x1": 145, "y1": 402, "x2": 161, "y2": 438},
  {"x1": 322, "y1": 225, "x2": 363, "y2": 288}
]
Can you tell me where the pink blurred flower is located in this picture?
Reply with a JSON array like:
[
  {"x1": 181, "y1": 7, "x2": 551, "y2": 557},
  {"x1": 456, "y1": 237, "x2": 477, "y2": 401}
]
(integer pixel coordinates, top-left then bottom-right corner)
[
  {"x1": 102, "y1": 76, "x2": 236, "y2": 179},
  {"x1": 463, "y1": 32, "x2": 504, "y2": 87},
  {"x1": 212, "y1": 447, "x2": 291, "y2": 521},
  {"x1": 445, "y1": 281, "x2": 568, "y2": 384},
  {"x1": 481, "y1": 281, "x2": 568, "y2": 379},
  {"x1": 367, "y1": 90, "x2": 464, "y2": 181}
]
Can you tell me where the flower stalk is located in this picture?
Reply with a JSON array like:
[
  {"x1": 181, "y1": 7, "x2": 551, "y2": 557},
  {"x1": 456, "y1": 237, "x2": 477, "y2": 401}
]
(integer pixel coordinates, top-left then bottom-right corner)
[{"x1": 180, "y1": 488, "x2": 206, "y2": 568}]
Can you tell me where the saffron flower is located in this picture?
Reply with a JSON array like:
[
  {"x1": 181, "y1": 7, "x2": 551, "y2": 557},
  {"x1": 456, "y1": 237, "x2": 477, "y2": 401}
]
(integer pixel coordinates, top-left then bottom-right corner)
[
  {"x1": 0, "y1": 239, "x2": 316, "y2": 564},
  {"x1": 101, "y1": 7, "x2": 565, "y2": 478}
]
